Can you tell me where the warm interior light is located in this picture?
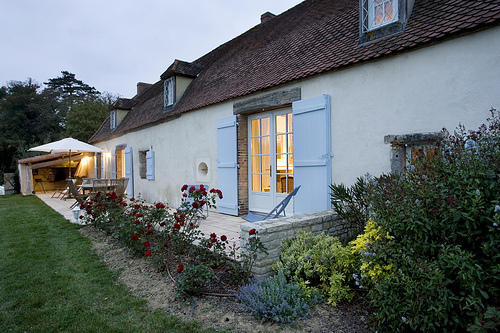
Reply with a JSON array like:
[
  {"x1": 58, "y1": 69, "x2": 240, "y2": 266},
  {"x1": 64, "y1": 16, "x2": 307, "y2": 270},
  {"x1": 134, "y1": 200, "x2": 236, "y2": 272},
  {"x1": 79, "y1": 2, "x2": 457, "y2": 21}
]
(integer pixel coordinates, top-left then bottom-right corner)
[{"x1": 75, "y1": 156, "x2": 91, "y2": 177}]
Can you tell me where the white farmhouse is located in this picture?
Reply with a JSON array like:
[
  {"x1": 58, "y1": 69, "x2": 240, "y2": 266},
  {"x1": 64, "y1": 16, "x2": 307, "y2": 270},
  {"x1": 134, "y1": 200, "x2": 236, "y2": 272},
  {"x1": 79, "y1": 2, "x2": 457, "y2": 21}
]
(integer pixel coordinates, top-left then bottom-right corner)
[{"x1": 89, "y1": 0, "x2": 500, "y2": 217}]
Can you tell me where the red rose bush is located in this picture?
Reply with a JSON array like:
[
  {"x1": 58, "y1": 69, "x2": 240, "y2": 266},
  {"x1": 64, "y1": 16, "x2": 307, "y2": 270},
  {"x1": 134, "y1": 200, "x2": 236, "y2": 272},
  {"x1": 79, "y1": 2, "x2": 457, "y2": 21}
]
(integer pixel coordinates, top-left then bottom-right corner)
[{"x1": 81, "y1": 184, "x2": 267, "y2": 296}]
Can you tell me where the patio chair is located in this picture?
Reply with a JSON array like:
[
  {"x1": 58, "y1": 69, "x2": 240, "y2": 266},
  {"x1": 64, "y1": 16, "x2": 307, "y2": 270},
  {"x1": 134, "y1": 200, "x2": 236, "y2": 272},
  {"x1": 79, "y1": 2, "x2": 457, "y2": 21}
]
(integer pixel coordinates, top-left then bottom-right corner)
[
  {"x1": 115, "y1": 178, "x2": 129, "y2": 198},
  {"x1": 67, "y1": 179, "x2": 89, "y2": 209},
  {"x1": 243, "y1": 185, "x2": 301, "y2": 222},
  {"x1": 51, "y1": 187, "x2": 67, "y2": 199},
  {"x1": 109, "y1": 178, "x2": 119, "y2": 188},
  {"x1": 33, "y1": 178, "x2": 46, "y2": 194},
  {"x1": 52, "y1": 178, "x2": 75, "y2": 199},
  {"x1": 91, "y1": 179, "x2": 109, "y2": 194},
  {"x1": 81, "y1": 178, "x2": 94, "y2": 186}
]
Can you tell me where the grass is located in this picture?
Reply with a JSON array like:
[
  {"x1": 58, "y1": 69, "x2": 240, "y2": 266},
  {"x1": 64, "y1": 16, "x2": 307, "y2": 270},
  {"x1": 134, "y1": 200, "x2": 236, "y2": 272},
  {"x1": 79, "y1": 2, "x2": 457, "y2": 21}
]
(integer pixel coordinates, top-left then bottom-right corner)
[{"x1": 0, "y1": 195, "x2": 216, "y2": 333}]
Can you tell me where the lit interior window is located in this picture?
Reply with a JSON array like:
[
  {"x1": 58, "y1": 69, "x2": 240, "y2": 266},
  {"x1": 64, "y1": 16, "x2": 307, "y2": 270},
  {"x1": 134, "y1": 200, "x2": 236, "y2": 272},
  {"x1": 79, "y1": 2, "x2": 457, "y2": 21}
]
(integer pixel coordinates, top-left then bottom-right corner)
[{"x1": 367, "y1": 0, "x2": 398, "y2": 31}]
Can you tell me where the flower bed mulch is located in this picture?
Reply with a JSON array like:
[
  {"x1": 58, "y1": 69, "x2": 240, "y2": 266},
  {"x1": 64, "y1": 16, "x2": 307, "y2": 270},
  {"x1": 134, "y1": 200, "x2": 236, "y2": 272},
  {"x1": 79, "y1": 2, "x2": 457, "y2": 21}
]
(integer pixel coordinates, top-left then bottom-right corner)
[{"x1": 80, "y1": 225, "x2": 371, "y2": 333}]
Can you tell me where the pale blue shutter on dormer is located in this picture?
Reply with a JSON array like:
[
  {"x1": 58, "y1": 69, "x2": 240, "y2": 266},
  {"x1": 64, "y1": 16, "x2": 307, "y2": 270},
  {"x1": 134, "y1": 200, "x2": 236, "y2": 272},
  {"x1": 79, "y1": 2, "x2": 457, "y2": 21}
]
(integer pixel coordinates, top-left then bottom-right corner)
[
  {"x1": 124, "y1": 146, "x2": 134, "y2": 198},
  {"x1": 146, "y1": 150, "x2": 155, "y2": 180},
  {"x1": 292, "y1": 95, "x2": 332, "y2": 214},
  {"x1": 216, "y1": 115, "x2": 238, "y2": 216}
]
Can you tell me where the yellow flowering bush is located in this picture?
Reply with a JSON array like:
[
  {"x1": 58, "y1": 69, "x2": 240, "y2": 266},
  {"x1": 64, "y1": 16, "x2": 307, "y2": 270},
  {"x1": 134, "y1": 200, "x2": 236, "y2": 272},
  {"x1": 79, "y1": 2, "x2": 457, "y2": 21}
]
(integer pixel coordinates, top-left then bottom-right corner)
[{"x1": 349, "y1": 220, "x2": 394, "y2": 287}]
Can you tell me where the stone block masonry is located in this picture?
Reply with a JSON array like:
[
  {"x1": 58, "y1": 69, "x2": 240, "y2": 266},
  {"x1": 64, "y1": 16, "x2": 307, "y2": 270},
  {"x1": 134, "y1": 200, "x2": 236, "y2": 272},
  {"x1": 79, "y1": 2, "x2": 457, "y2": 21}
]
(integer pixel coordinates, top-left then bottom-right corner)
[{"x1": 240, "y1": 210, "x2": 354, "y2": 278}]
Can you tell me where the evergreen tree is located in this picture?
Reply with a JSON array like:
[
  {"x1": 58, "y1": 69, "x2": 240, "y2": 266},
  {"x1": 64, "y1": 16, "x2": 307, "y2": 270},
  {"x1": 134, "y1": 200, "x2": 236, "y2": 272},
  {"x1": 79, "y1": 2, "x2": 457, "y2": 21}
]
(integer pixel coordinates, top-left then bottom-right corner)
[
  {"x1": 44, "y1": 71, "x2": 99, "y2": 100},
  {"x1": 0, "y1": 72, "x2": 116, "y2": 179},
  {"x1": 43, "y1": 71, "x2": 100, "y2": 127},
  {"x1": 65, "y1": 94, "x2": 115, "y2": 141},
  {"x1": 0, "y1": 79, "x2": 63, "y2": 172}
]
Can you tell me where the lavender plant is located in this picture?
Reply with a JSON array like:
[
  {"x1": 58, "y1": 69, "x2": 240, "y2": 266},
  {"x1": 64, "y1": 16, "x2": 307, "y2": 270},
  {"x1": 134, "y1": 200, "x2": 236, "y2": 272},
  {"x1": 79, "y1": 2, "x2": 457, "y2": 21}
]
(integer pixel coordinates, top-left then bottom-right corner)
[{"x1": 235, "y1": 271, "x2": 321, "y2": 323}]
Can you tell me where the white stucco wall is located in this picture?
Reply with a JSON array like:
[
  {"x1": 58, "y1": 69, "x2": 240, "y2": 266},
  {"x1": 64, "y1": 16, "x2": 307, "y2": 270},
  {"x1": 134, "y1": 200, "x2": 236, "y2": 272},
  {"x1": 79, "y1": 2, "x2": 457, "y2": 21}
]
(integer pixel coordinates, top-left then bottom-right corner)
[
  {"x1": 301, "y1": 26, "x2": 500, "y2": 186},
  {"x1": 95, "y1": 101, "x2": 233, "y2": 206},
  {"x1": 95, "y1": 26, "x2": 500, "y2": 207}
]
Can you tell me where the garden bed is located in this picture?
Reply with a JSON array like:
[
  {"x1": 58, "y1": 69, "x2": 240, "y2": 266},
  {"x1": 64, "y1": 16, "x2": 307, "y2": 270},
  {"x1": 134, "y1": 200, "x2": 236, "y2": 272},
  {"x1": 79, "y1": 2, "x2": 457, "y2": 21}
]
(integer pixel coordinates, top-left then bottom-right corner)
[{"x1": 79, "y1": 225, "x2": 370, "y2": 332}]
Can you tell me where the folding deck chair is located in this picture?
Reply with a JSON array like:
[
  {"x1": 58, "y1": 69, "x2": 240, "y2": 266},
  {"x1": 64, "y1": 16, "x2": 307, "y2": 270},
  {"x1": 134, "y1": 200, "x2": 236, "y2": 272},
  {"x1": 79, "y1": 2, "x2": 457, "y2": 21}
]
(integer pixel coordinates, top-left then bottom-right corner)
[
  {"x1": 243, "y1": 185, "x2": 301, "y2": 222},
  {"x1": 115, "y1": 178, "x2": 129, "y2": 198},
  {"x1": 67, "y1": 180, "x2": 89, "y2": 209}
]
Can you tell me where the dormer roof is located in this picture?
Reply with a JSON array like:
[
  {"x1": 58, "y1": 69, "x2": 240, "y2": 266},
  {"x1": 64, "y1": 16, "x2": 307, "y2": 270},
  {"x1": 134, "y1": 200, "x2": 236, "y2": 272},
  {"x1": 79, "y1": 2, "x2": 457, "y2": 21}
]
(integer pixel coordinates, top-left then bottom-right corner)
[
  {"x1": 160, "y1": 60, "x2": 203, "y2": 80},
  {"x1": 112, "y1": 98, "x2": 134, "y2": 110}
]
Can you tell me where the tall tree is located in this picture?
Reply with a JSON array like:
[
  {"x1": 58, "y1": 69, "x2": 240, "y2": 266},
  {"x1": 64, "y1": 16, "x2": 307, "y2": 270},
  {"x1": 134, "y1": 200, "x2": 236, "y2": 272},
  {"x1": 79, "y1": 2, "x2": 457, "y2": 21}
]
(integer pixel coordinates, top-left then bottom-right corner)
[
  {"x1": 44, "y1": 71, "x2": 99, "y2": 100},
  {"x1": 65, "y1": 93, "x2": 116, "y2": 141},
  {"x1": 43, "y1": 71, "x2": 100, "y2": 127},
  {"x1": 0, "y1": 72, "x2": 116, "y2": 180},
  {"x1": 0, "y1": 79, "x2": 63, "y2": 173}
]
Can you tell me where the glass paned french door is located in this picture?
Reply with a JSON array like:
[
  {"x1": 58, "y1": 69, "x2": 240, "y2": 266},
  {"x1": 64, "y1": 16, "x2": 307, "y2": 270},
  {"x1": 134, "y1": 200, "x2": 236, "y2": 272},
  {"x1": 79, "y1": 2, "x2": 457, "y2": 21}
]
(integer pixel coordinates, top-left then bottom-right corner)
[
  {"x1": 275, "y1": 113, "x2": 294, "y2": 194},
  {"x1": 249, "y1": 110, "x2": 293, "y2": 213},
  {"x1": 250, "y1": 117, "x2": 271, "y2": 192}
]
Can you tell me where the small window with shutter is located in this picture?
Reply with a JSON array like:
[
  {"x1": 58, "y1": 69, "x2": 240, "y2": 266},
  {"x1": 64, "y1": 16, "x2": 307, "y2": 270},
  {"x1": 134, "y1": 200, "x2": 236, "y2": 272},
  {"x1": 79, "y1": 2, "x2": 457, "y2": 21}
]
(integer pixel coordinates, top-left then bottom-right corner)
[{"x1": 146, "y1": 150, "x2": 155, "y2": 180}]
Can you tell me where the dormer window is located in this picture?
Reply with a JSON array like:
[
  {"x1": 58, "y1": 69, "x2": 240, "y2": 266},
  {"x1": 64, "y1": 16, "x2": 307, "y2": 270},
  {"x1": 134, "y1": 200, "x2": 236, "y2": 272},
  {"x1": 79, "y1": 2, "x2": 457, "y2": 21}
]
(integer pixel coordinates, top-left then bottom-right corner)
[
  {"x1": 110, "y1": 110, "x2": 117, "y2": 130},
  {"x1": 360, "y1": 0, "x2": 407, "y2": 44},
  {"x1": 160, "y1": 60, "x2": 201, "y2": 111},
  {"x1": 163, "y1": 77, "x2": 175, "y2": 108},
  {"x1": 367, "y1": 0, "x2": 398, "y2": 31}
]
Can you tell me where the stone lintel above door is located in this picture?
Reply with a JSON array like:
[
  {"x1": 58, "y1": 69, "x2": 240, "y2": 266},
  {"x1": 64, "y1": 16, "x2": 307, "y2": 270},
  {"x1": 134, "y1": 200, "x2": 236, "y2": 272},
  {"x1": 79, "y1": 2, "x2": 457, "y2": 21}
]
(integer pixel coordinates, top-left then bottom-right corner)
[{"x1": 233, "y1": 87, "x2": 301, "y2": 115}]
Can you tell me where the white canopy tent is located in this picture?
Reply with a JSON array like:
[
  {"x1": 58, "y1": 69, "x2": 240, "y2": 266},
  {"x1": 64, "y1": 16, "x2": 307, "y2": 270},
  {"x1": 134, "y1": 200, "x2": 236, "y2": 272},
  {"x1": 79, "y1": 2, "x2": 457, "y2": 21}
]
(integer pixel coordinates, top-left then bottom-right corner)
[
  {"x1": 17, "y1": 138, "x2": 103, "y2": 195},
  {"x1": 28, "y1": 138, "x2": 103, "y2": 178}
]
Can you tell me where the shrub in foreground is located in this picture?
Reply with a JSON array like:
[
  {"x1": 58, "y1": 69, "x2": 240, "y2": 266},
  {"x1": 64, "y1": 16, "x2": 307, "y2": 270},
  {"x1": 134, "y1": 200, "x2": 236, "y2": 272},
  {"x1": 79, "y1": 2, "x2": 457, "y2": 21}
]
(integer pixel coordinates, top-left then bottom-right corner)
[
  {"x1": 366, "y1": 109, "x2": 500, "y2": 331},
  {"x1": 273, "y1": 230, "x2": 357, "y2": 305},
  {"x1": 235, "y1": 271, "x2": 321, "y2": 323},
  {"x1": 176, "y1": 264, "x2": 214, "y2": 296},
  {"x1": 330, "y1": 175, "x2": 371, "y2": 238}
]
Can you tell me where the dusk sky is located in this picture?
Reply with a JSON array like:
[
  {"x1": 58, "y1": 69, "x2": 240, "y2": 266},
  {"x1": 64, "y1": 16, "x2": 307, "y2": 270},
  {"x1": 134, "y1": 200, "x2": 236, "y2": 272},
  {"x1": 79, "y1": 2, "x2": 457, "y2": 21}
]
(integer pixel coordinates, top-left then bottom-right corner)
[{"x1": 0, "y1": 0, "x2": 303, "y2": 97}]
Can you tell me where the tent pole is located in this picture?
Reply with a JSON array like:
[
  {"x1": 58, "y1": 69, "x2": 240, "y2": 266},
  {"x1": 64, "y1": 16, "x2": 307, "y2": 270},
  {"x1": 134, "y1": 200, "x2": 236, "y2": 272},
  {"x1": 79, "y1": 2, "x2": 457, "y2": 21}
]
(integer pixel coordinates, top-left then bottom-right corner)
[{"x1": 69, "y1": 149, "x2": 72, "y2": 179}]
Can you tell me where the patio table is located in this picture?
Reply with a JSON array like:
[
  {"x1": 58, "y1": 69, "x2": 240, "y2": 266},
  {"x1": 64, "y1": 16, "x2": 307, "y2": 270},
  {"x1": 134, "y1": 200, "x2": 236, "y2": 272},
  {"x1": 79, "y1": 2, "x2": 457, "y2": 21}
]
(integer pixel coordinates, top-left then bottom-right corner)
[{"x1": 81, "y1": 183, "x2": 118, "y2": 195}]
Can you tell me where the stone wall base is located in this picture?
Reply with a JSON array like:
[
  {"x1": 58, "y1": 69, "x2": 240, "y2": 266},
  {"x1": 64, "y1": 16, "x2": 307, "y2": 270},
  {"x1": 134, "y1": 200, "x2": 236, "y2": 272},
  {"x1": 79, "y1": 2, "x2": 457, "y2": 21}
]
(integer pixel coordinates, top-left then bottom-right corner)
[{"x1": 240, "y1": 210, "x2": 353, "y2": 279}]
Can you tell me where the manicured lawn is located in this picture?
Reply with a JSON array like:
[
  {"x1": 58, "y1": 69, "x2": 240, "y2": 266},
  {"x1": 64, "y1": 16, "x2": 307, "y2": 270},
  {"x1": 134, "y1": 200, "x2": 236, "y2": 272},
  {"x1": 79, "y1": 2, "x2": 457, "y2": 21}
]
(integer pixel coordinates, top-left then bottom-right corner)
[{"x1": 0, "y1": 195, "x2": 214, "y2": 333}]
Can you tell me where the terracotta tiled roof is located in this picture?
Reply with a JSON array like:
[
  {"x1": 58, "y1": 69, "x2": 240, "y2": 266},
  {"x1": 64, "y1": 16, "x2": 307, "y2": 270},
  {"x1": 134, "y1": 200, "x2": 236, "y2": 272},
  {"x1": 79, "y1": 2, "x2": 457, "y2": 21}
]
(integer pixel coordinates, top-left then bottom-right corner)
[{"x1": 89, "y1": 0, "x2": 500, "y2": 143}]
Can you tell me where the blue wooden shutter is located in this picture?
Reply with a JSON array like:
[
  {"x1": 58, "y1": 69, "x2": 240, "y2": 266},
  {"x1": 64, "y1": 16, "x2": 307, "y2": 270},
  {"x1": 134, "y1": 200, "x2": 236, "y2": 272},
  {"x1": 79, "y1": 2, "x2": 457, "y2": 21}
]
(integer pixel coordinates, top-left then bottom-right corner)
[
  {"x1": 111, "y1": 150, "x2": 117, "y2": 179},
  {"x1": 94, "y1": 152, "x2": 98, "y2": 178},
  {"x1": 100, "y1": 153, "x2": 105, "y2": 179},
  {"x1": 146, "y1": 150, "x2": 155, "y2": 180},
  {"x1": 292, "y1": 95, "x2": 332, "y2": 214},
  {"x1": 124, "y1": 146, "x2": 134, "y2": 198},
  {"x1": 216, "y1": 115, "x2": 239, "y2": 216}
]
